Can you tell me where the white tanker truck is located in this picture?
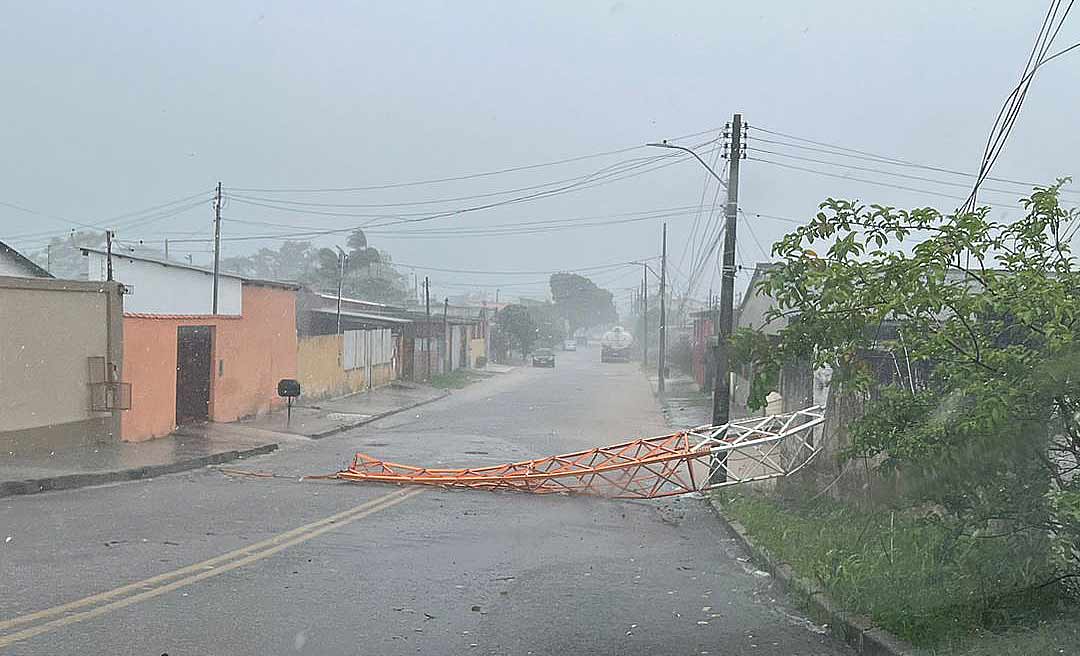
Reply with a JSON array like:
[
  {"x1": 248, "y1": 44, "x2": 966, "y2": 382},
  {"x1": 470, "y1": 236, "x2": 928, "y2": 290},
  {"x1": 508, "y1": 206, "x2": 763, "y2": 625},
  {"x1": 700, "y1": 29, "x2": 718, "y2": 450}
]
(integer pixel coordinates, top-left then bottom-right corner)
[{"x1": 600, "y1": 326, "x2": 634, "y2": 363}]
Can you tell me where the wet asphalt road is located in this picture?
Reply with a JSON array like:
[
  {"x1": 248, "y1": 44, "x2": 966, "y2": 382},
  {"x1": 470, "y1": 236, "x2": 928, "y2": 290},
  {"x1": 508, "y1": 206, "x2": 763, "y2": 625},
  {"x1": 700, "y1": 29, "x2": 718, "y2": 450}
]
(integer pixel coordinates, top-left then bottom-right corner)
[{"x1": 0, "y1": 348, "x2": 849, "y2": 655}]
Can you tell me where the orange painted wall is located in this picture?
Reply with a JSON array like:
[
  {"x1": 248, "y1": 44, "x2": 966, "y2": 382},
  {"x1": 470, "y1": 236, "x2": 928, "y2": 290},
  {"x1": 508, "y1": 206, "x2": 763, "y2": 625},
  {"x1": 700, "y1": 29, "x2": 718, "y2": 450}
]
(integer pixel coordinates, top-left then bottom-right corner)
[{"x1": 121, "y1": 285, "x2": 298, "y2": 442}]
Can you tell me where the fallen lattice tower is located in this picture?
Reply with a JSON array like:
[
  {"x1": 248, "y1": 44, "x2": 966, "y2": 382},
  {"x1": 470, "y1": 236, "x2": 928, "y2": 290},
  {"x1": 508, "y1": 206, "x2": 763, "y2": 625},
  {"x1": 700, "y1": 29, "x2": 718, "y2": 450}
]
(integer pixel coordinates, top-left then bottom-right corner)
[{"x1": 335, "y1": 406, "x2": 826, "y2": 499}]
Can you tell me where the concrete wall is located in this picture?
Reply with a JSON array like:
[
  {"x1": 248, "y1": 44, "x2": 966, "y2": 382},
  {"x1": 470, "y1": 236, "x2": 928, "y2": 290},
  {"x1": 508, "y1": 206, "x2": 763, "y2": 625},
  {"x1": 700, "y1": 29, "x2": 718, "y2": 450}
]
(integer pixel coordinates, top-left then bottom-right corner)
[
  {"x1": 297, "y1": 333, "x2": 396, "y2": 401},
  {"x1": 87, "y1": 251, "x2": 243, "y2": 315},
  {"x1": 0, "y1": 277, "x2": 123, "y2": 450},
  {"x1": 121, "y1": 284, "x2": 297, "y2": 441}
]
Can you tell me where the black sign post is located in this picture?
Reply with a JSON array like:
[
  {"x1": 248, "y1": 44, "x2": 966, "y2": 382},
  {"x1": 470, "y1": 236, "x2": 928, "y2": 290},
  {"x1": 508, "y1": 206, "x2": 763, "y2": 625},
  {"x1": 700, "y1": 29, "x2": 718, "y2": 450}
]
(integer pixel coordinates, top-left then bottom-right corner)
[{"x1": 277, "y1": 379, "x2": 301, "y2": 426}]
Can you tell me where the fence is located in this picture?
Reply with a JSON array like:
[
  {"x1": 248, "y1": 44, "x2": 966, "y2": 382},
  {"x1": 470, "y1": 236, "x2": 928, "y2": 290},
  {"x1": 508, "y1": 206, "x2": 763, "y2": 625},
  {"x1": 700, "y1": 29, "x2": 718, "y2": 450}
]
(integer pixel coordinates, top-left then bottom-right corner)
[
  {"x1": 297, "y1": 329, "x2": 397, "y2": 401},
  {"x1": 343, "y1": 329, "x2": 393, "y2": 371}
]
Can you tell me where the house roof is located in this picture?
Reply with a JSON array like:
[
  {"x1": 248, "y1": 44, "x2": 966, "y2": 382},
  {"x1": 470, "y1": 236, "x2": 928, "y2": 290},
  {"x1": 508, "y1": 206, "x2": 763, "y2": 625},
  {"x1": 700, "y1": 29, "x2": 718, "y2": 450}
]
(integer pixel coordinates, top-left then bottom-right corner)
[
  {"x1": 310, "y1": 308, "x2": 412, "y2": 325},
  {"x1": 0, "y1": 240, "x2": 52, "y2": 278},
  {"x1": 81, "y1": 247, "x2": 299, "y2": 289},
  {"x1": 314, "y1": 292, "x2": 396, "y2": 309}
]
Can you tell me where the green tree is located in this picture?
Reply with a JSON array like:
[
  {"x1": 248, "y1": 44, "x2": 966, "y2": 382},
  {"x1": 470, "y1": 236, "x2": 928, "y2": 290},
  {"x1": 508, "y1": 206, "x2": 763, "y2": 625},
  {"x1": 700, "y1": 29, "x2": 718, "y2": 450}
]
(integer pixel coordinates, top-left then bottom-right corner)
[
  {"x1": 495, "y1": 304, "x2": 537, "y2": 358},
  {"x1": 30, "y1": 230, "x2": 106, "y2": 279},
  {"x1": 549, "y1": 272, "x2": 617, "y2": 336},
  {"x1": 733, "y1": 181, "x2": 1080, "y2": 577}
]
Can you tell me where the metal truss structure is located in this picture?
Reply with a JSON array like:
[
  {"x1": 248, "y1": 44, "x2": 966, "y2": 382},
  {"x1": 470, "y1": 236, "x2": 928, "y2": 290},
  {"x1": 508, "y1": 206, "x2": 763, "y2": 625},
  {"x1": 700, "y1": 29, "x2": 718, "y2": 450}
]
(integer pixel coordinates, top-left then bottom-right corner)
[{"x1": 335, "y1": 406, "x2": 826, "y2": 499}]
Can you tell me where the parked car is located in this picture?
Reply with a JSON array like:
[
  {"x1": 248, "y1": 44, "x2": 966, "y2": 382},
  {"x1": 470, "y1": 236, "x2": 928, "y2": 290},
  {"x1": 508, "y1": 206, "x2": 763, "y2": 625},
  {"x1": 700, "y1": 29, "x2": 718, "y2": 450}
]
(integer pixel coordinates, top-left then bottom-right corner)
[
  {"x1": 562, "y1": 339, "x2": 577, "y2": 351},
  {"x1": 532, "y1": 347, "x2": 556, "y2": 367}
]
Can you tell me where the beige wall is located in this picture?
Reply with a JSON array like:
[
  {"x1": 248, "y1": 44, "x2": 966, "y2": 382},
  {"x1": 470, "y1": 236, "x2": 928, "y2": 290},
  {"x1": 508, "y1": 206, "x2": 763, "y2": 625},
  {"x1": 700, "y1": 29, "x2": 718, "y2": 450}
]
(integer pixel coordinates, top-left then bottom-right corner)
[
  {"x1": 0, "y1": 277, "x2": 122, "y2": 448},
  {"x1": 469, "y1": 337, "x2": 486, "y2": 367},
  {"x1": 298, "y1": 334, "x2": 396, "y2": 401}
]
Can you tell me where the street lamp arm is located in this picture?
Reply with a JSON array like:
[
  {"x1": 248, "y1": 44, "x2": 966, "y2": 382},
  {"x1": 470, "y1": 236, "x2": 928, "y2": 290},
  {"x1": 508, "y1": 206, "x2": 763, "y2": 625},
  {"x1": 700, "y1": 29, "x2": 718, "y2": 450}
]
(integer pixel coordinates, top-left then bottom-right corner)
[
  {"x1": 632, "y1": 260, "x2": 660, "y2": 278},
  {"x1": 646, "y1": 142, "x2": 727, "y2": 188}
]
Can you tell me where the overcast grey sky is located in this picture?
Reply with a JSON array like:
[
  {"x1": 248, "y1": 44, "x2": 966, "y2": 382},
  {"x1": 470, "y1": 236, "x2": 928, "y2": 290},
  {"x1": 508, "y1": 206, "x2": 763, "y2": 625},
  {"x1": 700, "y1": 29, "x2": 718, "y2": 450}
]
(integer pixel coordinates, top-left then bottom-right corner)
[{"x1": 2, "y1": 1, "x2": 1078, "y2": 304}]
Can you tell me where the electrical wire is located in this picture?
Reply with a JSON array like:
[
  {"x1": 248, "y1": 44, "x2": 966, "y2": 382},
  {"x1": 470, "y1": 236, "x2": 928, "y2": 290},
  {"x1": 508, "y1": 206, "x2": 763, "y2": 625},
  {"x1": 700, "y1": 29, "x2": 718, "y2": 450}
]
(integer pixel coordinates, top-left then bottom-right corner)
[
  {"x1": 746, "y1": 147, "x2": 1043, "y2": 199},
  {"x1": 748, "y1": 156, "x2": 1026, "y2": 209},
  {"x1": 228, "y1": 126, "x2": 722, "y2": 193},
  {"x1": 964, "y1": 0, "x2": 1075, "y2": 210},
  {"x1": 227, "y1": 142, "x2": 719, "y2": 223},
  {"x1": 749, "y1": 127, "x2": 1080, "y2": 196}
]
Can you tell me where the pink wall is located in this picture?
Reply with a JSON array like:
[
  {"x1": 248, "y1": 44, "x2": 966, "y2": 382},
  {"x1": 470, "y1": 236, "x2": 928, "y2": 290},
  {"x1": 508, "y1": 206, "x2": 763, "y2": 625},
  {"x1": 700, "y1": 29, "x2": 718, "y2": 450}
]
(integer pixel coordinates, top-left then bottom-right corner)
[{"x1": 121, "y1": 285, "x2": 298, "y2": 442}]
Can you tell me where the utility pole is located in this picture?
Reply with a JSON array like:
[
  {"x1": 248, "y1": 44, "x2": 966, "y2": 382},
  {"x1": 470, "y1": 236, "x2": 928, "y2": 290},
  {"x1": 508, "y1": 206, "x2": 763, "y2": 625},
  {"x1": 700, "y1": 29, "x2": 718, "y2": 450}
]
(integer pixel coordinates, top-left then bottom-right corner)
[
  {"x1": 106, "y1": 230, "x2": 114, "y2": 281},
  {"x1": 657, "y1": 222, "x2": 668, "y2": 394},
  {"x1": 443, "y1": 297, "x2": 450, "y2": 372},
  {"x1": 164, "y1": 238, "x2": 169, "y2": 261},
  {"x1": 424, "y1": 277, "x2": 432, "y2": 381},
  {"x1": 211, "y1": 181, "x2": 222, "y2": 314},
  {"x1": 642, "y1": 263, "x2": 648, "y2": 368},
  {"x1": 713, "y1": 114, "x2": 743, "y2": 430},
  {"x1": 46, "y1": 244, "x2": 51, "y2": 274},
  {"x1": 336, "y1": 246, "x2": 348, "y2": 335}
]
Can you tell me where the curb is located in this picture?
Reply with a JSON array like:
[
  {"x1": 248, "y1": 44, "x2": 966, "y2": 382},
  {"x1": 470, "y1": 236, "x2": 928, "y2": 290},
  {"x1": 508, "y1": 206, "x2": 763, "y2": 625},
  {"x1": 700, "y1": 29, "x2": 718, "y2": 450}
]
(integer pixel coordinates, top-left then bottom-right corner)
[
  {"x1": 705, "y1": 497, "x2": 915, "y2": 656},
  {"x1": 308, "y1": 390, "x2": 452, "y2": 439},
  {"x1": 0, "y1": 443, "x2": 279, "y2": 500}
]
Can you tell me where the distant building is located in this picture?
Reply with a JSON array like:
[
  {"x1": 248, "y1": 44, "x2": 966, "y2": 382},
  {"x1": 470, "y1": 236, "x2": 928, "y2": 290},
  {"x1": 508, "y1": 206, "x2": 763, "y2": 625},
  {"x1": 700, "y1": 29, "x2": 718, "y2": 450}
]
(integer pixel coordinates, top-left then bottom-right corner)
[{"x1": 0, "y1": 240, "x2": 52, "y2": 278}]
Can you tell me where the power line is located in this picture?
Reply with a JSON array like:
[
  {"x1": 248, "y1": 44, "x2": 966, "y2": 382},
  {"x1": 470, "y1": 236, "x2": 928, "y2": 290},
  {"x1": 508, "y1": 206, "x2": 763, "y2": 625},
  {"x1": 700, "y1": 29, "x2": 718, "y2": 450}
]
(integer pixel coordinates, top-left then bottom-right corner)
[
  {"x1": 748, "y1": 156, "x2": 1027, "y2": 209},
  {"x1": 218, "y1": 205, "x2": 705, "y2": 242},
  {"x1": 391, "y1": 258, "x2": 655, "y2": 277},
  {"x1": 6, "y1": 190, "x2": 216, "y2": 244},
  {"x1": 227, "y1": 143, "x2": 720, "y2": 223},
  {"x1": 746, "y1": 147, "x2": 1044, "y2": 199},
  {"x1": 228, "y1": 154, "x2": 668, "y2": 210},
  {"x1": 228, "y1": 126, "x2": 722, "y2": 193},
  {"x1": 964, "y1": 0, "x2": 1076, "y2": 211},
  {"x1": 738, "y1": 209, "x2": 770, "y2": 261},
  {"x1": 749, "y1": 127, "x2": 1080, "y2": 196}
]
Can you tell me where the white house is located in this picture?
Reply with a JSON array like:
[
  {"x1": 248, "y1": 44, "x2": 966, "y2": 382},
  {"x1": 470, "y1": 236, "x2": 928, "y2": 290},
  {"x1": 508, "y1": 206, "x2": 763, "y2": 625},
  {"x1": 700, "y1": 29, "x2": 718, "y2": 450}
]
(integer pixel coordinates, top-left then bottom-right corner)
[
  {"x1": 83, "y1": 248, "x2": 243, "y2": 315},
  {"x1": 0, "y1": 240, "x2": 52, "y2": 278}
]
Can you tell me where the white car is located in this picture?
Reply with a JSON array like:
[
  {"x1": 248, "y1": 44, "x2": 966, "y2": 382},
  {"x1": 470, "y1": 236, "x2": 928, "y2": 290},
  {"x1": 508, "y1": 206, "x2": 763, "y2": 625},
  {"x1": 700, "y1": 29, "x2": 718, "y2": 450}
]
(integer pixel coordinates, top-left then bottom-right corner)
[{"x1": 563, "y1": 340, "x2": 577, "y2": 351}]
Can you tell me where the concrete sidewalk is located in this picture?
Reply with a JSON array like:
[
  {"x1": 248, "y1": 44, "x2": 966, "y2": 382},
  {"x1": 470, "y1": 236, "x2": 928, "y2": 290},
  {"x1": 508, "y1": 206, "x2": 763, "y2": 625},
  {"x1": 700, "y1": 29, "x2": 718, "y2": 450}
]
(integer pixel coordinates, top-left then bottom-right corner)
[
  {"x1": 0, "y1": 382, "x2": 450, "y2": 499},
  {"x1": 0, "y1": 430, "x2": 283, "y2": 499},
  {"x1": 237, "y1": 382, "x2": 449, "y2": 438},
  {"x1": 647, "y1": 372, "x2": 713, "y2": 428}
]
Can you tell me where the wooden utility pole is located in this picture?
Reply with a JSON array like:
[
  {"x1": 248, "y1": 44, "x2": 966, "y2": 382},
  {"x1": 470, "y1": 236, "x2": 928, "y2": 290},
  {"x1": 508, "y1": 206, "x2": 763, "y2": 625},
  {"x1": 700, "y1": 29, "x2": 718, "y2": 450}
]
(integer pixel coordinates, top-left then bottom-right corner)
[
  {"x1": 211, "y1": 181, "x2": 222, "y2": 314},
  {"x1": 657, "y1": 222, "x2": 668, "y2": 394},
  {"x1": 424, "y1": 276, "x2": 432, "y2": 381}
]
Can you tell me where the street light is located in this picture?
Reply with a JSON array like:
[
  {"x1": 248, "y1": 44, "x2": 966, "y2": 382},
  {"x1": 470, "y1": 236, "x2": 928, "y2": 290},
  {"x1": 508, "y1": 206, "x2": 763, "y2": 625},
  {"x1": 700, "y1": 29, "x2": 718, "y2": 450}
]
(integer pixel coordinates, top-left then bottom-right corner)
[
  {"x1": 647, "y1": 141, "x2": 727, "y2": 187},
  {"x1": 652, "y1": 114, "x2": 744, "y2": 486}
]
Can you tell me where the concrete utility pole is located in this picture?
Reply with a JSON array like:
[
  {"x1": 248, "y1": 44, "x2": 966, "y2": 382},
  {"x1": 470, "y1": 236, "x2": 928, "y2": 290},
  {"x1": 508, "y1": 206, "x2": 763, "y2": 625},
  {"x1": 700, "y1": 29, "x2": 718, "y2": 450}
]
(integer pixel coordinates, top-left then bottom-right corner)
[
  {"x1": 336, "y1": 246, "x2": 348, "y2": 335},
  {"x1": 443, "y1": 297, "x2": 450, "y2": 372},
  {"x1": 164, "y1": 238, "x2": 169, "y2": 261},
  {"x1": 424, "y1": 277, "x2": 432, "y2": 381},
  {"x1": 105, "y1": 230, "x2": 114, "y2": 281},
  {"x1": 211, "y1": 181, "x2": 222, "y2": 314},
  {"x1": 713, "y1": 114, "x2": 743, "y2": 429},
  {"x1": 657, "y1": 222, "x2": 668, "y2": 394},
  {"x1": 46, "y1": 244, "x2": 51, "y2": 273},
  {"x1": 642, "y1": 263, "x2": 648, "y2": 368}
]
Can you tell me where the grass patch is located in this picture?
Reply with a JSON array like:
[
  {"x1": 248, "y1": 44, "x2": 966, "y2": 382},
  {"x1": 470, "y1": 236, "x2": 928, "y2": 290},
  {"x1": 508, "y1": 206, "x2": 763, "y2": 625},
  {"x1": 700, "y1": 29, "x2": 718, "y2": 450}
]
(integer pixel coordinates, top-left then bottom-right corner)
[
  {"x1": 428, "y1": 369, "x2": 482, "y2": 389},
  {"x1": 713, "y1": 492, "x2": 1078, "y2": 653}
]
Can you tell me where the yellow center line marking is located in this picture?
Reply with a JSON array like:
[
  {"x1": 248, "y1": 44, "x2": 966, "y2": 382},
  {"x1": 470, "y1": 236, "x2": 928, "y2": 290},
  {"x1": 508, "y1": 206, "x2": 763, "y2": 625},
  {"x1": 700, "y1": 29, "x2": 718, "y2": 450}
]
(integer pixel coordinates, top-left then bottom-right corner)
[{"x1": 0, "y1": 488, "x2": 423, "y2": 649}]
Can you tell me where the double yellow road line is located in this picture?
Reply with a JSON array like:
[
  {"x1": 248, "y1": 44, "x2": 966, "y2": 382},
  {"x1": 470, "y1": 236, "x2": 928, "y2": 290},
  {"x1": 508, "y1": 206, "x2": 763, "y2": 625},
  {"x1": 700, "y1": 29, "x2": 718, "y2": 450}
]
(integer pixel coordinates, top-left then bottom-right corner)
[{"x1": 0, "y1": 487, "x2": 423, "y2": 649}]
